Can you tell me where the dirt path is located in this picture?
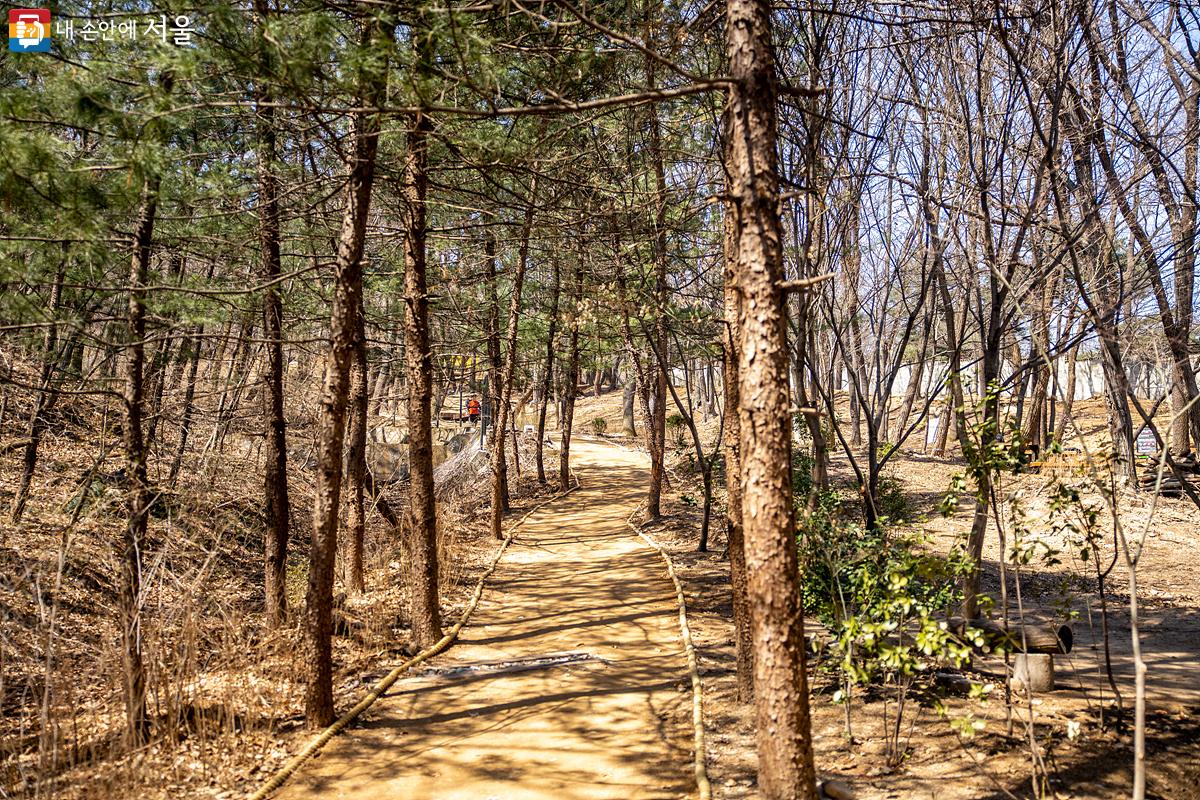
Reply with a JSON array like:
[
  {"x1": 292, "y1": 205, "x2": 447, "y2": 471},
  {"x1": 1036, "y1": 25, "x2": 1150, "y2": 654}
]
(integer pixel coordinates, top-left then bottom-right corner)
[{"x1": 278, "y1": 439, "x2": 696, "y2": 800}]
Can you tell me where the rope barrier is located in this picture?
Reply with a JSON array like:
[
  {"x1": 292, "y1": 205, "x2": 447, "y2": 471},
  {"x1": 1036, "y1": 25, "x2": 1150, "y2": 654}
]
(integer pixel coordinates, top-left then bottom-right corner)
[{"x1": 626, "y1": 501, "x2": 712, "y2": 800}]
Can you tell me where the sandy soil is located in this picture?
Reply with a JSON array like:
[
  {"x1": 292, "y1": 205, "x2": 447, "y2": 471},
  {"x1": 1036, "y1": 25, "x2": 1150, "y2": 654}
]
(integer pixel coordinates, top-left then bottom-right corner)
[{"x1": 276, "y1": 439, "x2": 697, "y2": 800}]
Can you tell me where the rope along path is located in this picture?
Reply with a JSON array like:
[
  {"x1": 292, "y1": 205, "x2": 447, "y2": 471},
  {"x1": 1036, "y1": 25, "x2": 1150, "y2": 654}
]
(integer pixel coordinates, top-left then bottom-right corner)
[{"x1": 626, "y1": 501, "x2": 713, "y2": 800}]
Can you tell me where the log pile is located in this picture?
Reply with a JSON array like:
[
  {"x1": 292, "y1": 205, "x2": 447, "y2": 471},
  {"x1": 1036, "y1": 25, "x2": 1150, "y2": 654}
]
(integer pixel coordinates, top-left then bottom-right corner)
[
  {"x1": 1137, "y1": 468, "x2": 1185, "y2": 497},
  {"x1": 1136, "y1": 452, "x2": 1199, "y2": 496}
]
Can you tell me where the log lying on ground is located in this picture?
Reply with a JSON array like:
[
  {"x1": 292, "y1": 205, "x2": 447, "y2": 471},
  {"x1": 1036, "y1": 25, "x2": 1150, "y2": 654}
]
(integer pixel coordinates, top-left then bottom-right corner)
[
  {"x1": 820, "y1": 779, "x2": 856, "y2": 800},
  {"x1": 1138, "y1": 469, "x2": 1185, "y2": 496},
  {"x1": 933, "y1": 671, "x2": 977, "y2": 694},
  {"x1": 949, "y1": 616, "x2": 1072, "y2": 654}
]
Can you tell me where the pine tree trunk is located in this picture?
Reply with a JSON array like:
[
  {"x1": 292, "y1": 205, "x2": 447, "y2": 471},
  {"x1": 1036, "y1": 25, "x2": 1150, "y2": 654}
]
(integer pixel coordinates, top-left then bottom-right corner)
[
  {"x1": 491, "y1": 181, "x2": 536, "y2": 538},
  {"x1": 615, "y1": 259, "x2": 661, "y2": 489},
  {"x1": 304, "y1": 15, "x2": 391, "y2": 726},
  {"x1": 535, "y1": 259, "x2": 561, "y2": 484},
  {"x1": 645, "y1": 55, "x2": 668, "y2": 521},
  {"x1": 725, "y1": 0, "x2": 818, "y2": 793},
  {"x1": 402, "y1": 24, "x2": 443, "y2": 649},
  {"x1": 484, "y1": 235, "x2": 509, "y2": 506},
  {"x1": 622, "y1": 379, "x2": 636, "y2": 436},
  {"x1": 559, "y1": 263, "x2": 582, "y2": 492},
  {"x1": 254, "y1": 19, "x2": 292, "y2": 623},
  {"x1": 120, "y1": 176, "x2": 158, "y2": 746},
  {"x1": 722, "y1": 210, "x2": 754, "y2": 704},
  {"x1": 346, "y1": 312, "x2": 368, "y2": 594}
]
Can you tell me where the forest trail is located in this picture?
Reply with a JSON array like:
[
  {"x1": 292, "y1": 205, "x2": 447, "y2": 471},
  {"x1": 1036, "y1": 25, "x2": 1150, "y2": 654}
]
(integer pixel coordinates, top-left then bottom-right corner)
[{"x1": 277, "y1": 438, "x2": 696, "y2": 800}]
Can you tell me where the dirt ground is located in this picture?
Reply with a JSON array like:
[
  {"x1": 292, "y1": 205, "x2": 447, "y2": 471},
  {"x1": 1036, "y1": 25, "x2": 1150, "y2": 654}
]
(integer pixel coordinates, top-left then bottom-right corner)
[
  {"x1": 5, "y1": 375, "x2": 1199, "y2": 799},
  {"x1": 592, "y1": 388, "x2": 1200, "y2": 800},
  {"x1": 277, "y1": 439, "x2": 696, "y2": 800}
]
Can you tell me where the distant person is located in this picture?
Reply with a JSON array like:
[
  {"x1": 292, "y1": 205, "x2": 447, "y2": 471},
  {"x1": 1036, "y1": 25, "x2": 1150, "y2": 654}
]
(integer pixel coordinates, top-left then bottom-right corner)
[{"x1": 467, "y1": 397, "x2": 481, "y2": 424}]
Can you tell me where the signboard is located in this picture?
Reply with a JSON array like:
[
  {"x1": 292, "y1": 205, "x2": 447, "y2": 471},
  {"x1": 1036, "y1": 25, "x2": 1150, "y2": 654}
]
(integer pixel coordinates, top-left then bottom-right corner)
[{"x1": 1136, "y1": 428, "x2": 1158, "y2": 456}]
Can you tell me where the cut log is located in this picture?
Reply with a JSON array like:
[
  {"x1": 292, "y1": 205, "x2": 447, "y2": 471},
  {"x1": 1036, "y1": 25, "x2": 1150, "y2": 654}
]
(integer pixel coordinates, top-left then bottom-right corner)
[
  {"x1": 1011, "y1": 653, "x2": 1054, "y2": 693},
  {"x1": 949, "y1": 616, "x2": 1072, "y2": 654},
  {"x1": 820, "y1": 779, "x2": 856, "y2": 800}
]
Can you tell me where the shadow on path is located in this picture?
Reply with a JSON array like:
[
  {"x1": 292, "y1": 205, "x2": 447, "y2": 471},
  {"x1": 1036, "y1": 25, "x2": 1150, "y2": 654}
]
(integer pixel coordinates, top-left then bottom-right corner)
[{"x1": 279, "y1": 440, "x2": 695, "y2": 800}]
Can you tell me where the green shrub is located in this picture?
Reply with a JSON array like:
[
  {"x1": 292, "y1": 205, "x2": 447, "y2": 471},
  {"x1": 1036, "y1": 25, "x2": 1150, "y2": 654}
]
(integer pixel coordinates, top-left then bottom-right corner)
[
  {"x1": 792, "y1": 450, "x2": 815, "y2": 503},
  {"x1": 875, "y1": 473, "x2": 913, "y2": 523},
  {"x1": 666, "y1": 413, "x2": 688, "y2": 448},
  {"x1": 590, "y1": 417, "x2": 608, "y2": 435},
  {"x1": 798, "y1": 498, "x2": 971, "y2": 637},
  {"x1": 797, "y1": 498, "x2": 979, "y2": 757}
]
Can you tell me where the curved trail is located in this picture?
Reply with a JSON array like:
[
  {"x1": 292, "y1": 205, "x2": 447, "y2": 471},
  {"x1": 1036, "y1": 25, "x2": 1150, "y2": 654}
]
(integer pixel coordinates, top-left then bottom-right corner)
[{"x1": 278, "y1": 439, "x2": 697, "y2": 799}]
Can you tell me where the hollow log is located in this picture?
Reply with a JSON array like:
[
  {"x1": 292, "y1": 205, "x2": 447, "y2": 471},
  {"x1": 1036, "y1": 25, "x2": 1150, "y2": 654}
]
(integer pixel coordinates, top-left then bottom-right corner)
[{"x1": 949, "y1": 616, "x2": 1072, "y2": 654}]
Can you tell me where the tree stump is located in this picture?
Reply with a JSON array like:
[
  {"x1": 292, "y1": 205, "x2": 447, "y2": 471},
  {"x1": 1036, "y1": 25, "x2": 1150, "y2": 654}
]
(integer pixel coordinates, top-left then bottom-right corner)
[{"x1": 1011, "y1": 653, "x2": 1054, "y2": 693}]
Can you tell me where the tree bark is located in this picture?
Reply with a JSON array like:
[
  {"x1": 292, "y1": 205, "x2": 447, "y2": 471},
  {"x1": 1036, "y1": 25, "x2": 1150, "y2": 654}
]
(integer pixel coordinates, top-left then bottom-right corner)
[
  {"x1": 724, "y1": 0, "x2": 818, "y2": 794},
  {"x1": 346, "y1": 309, "x2": 368, "y2": 594},
  {"x1": 621, "y1": 378, "x2": 636, "y2": 436},
  {"x1": 401, "y1": 22, "x2": 443, "y2": 649},
  {"x1": 304, "y1": 13, "x2": 392, "y2": 727},
  {"x1": 645, "y1": 52, "x2": 669, "y2": 521},
  {"x1": 254, "y1": 5, "x2": 292, "y2": 623},
  {"x1": 559, "y1": 261, "x2": 583, "y2": 492},
  {"x1": 491, "y1": 181, "x2": 537, "y2": 538},
  {"x1": 536, "y1": 259, "x2": 561, "y2": 484},
  {"x1": 722, "y1": 210, "x2": 754, "y2": 704},
  {"x1": 484, "y1": 233, "x2": 510, "y2": 509},
  {"x1": 120, "y1": 175, "x2": 158, "y2": 746}
]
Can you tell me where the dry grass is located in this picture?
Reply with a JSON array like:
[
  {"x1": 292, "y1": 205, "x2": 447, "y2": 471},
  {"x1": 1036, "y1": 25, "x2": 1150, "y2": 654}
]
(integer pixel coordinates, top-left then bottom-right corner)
[{"x1": 0, "y1": 350, "x2": 544, "y2": 799}]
